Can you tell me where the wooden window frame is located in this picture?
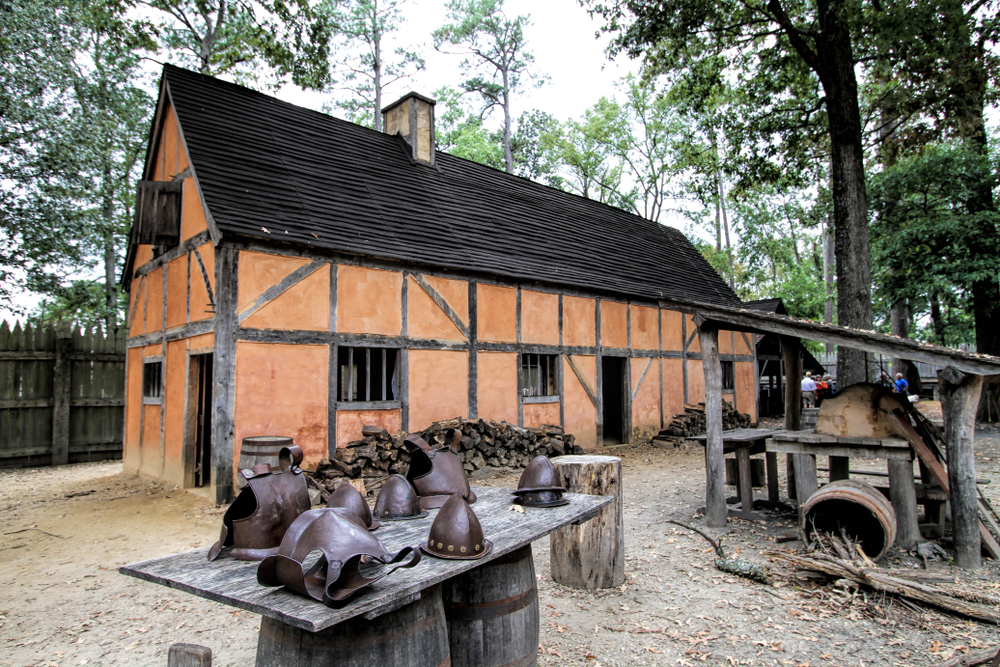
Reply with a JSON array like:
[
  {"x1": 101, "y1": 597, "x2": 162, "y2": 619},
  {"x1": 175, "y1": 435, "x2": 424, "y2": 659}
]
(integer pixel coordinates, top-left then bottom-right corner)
[
  {"x1": 142, "y1": 358, "x2": 163, "y2": 405},
  {"x1": 521, "y1": 353, "x2": 559, "y2": 402},
  {"x1": 336, "y1": 346, "x2": 401, "y2": 410}
]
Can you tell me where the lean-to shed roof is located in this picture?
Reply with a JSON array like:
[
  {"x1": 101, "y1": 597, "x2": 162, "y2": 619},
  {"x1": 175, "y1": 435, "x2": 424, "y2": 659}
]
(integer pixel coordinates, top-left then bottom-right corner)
[{"x1": 152, "y1": 64, "x2": 741, "y2": 307}]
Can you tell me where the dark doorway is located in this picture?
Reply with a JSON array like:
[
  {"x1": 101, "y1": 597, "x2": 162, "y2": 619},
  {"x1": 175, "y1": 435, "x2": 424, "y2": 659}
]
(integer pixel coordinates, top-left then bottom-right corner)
[
  {"x1": 601, "y1": 356, "x2": 627, "y2": 445},
  {"x1": 193, "y1": 354, "x2": 213, "y2": 487}
]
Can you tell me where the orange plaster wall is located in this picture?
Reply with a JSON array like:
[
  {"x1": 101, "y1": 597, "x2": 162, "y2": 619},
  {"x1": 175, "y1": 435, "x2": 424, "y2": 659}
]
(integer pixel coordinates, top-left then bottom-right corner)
[
  {"x1": 719, "y1": 330, "x2": 735, "y2": 355},
  {"x1": 408, "y1": 276, "x2": 466, "y2": 341},
  {"x1": 630, "y1": 305, "x2": 659, "y2": 350},
  {"x1": 477, "y1": 284, "x2": 516, "y2": 343},
  {"x1": 521, "y1": 290, "x2": 559, "y2": 345},
  {"x1": 166, "y1": 255, "x2": 188, "y2": 330},
  {"x1": 685, "y1": 316, "x2": 701, "y2": 352},
  {"x1": 140, "y1": 404, "x2": 161, "y2": 477},
  {"x1": 735, "y1": 331, "x2": 753, "y2": 355},
  {"x1": 563, "y1": 355, "x2": 597, "y2": 449},
  {"x1": 243, "y1": 266, "x2": 329, "y2": 331},
  {"x1": 337, "y1": 266, "x2": 402, "y2": 336},
  {"x1": 190, "y1": 244, "x2": 215, "y2": 322},
  {"x1": 736, "y1": 362, "x2": 757, "y2": 423},
  {"x1": 408, "y1": 350, "x2": 468, "y2": 430},
  {"x1": 162, "y1": 340, "x2": 187, "y2": 484},
  {"x1": 601, "y1": 301, "x2": 627, "y2": 348},
  {"x1": 234, "y1": 342, "x2": 329, "y2": 470},
  {"x1": 180, "y1": 177, "x2": 208, "y2": 242},
  {"x1": 128, "y1": 277, "x2": 146, "y2": 338},
  {"x1": 188, "y1": 332, "x2": 214, "y2": 352},
  {"x1": 123, "y1": 348, "x2": 143, "y2": 473},
  {"x1": 662, "y1": 309, "x2": 683, "y2": 351},
  {"x1": 563, "y1": 296, "x2": 595, "y2": 347},
  {"x1": 237, "y1": 251, "x2": 309, "y2": 312},
  {"x1": 336, "y1": 410, "x2": 402, "y2": 448},
  {"x1": 423, "y1": 275, "x2": 468, "y2": 324},
  {"x1": 630, "y1": 357, "x2": 660, "y2": 440},
  {"x1": 146, "y1": 267, "x2": 164, "y2": 332},
  {"x1": 661, "y1": 358, "x2": 684, "y2": 418},
  {"x1": 523, "y1": 401, "x2": 560, "y2": 429},
  {"x1": 688, "y1": 359, "x2": 705, "y2": 404},
  {"x1": 476, "y1": 352, "x2": 517, "y2": 424}
]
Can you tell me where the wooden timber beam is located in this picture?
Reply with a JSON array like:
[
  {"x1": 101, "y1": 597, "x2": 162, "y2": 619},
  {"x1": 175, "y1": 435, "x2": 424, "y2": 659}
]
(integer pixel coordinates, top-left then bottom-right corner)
[
  {"x1": 658, "y1": 298, "x2": 1000, "y2": 377},
  {"x1": 695, "y1": 317, "x2": 726, "y2": 528}
]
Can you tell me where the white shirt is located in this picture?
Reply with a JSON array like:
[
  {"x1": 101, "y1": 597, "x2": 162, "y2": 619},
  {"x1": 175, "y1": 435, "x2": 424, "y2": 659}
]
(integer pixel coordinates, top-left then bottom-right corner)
[{"x1": 801, "y1": 377, "x2": 817, "y2": 392}]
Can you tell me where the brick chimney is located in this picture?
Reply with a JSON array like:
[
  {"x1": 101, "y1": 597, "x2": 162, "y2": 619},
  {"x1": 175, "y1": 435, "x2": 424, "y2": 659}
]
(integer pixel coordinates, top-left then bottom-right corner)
[{"x1": 382, "y1": 92, "x2": 436, "y2": 166}]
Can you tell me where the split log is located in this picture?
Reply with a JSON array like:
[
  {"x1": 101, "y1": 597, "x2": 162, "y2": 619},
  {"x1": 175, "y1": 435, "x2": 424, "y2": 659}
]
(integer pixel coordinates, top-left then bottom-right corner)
[{"x1": 549, "y1": 455, "x2": 624, "y2": 589}]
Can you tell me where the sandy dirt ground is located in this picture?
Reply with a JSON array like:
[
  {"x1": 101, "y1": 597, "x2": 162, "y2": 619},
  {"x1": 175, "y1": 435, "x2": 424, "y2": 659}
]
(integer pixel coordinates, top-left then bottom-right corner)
[{"x1": 2, "y1": 404, "x2": 1000, "y2": 666}]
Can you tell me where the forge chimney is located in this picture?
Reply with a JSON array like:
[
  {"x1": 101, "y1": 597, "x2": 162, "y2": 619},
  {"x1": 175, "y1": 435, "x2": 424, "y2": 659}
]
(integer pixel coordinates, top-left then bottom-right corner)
[{"x1": 382, "y1": 92, "x2": 436, "y2": 166}]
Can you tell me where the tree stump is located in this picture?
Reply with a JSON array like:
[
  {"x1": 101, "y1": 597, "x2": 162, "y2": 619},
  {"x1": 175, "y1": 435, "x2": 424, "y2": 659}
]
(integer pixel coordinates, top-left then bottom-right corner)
[
  {"x1": 168, "y1": 644, "x2": 212, "y2": 667},
  {"x1": 549, "y1": 455, "x2": 624, "y2": 589}
]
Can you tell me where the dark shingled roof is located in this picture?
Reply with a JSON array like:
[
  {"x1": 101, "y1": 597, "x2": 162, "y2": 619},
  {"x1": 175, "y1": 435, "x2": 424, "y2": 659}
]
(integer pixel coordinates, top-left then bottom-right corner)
[
  {"x1": 744, "y1": 299, "x2": 788, "y2": 315},
  {"x1": 160, "y1": 65, "x2": 741, "y2": 307}
]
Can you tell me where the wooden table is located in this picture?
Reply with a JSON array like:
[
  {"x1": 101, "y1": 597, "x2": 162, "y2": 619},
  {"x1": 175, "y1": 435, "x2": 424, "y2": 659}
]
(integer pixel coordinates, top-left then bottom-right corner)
[
  {"x1": 691, "y1": 428, "x2": 782, "y2": 520},
  {"x1": 121, "y1": 486, "x2": 610, "y2": 665}
]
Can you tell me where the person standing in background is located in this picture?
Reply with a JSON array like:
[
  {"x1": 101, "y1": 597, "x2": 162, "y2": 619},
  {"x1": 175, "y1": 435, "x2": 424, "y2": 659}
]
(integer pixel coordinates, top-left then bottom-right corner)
[
  {"x1": 801, "y1": 371, "x2": 817, "y2": 408},
  {"x1": 894, "y1": 372, "x2": 909, "y2": 394}
]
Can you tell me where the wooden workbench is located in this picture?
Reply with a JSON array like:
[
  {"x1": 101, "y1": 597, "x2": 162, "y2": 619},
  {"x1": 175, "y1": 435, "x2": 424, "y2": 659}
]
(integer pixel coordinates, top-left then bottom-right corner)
[
  {"x1": 690, "y1": 428, "x2": 782, "y2": 520},
  {"x1": 121, "y1": 486, "x2": 610, "y2": 644}
]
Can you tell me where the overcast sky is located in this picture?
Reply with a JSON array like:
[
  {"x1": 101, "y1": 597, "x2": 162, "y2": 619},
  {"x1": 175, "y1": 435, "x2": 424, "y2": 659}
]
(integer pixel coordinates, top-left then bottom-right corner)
[{"x1": 286, "y1": 0, "x2": 641, "y2": 125}]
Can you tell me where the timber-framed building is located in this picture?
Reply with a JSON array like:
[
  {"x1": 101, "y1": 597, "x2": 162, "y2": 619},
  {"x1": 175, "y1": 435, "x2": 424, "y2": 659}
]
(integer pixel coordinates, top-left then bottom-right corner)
[{"x1": 123, "y1": 65, "x2": 757, "y2": 503}]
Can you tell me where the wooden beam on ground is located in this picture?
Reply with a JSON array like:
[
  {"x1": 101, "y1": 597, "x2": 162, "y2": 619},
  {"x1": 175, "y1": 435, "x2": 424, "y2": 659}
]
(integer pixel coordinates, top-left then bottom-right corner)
[{"x1": 698, "y1": 324, "x2": 726, "y2": 528}]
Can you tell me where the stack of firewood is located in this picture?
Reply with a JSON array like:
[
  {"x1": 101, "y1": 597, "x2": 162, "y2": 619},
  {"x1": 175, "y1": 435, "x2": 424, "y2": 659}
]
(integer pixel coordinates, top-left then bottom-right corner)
[
  {"x1": 651, "y1": 400, "x2": 752, "y2": 447},
  {"x1": 309, "y1": 418, "x2": 584, "y2": 497}
]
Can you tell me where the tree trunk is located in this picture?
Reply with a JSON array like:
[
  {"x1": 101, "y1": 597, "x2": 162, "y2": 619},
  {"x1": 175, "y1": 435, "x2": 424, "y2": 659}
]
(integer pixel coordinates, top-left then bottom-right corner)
[
  {"x1": 373, "y1": 2, "x2": 383, "y2": 133},
  {"x1": 822, "y1": 221, "x2": 835, "y2": 355},
  {"x1": 890, "y1": 299, "x2": 921, "y2": 394},
  {"x1": 502, "y1": 69, "x2": 512, "y2": 173},
  {"x1": 814, "y1": 0, "x2": 873, "y2": 387}
]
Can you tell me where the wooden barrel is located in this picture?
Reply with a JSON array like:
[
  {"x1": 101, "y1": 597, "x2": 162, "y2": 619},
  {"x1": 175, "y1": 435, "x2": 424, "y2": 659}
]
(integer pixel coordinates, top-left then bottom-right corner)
[
  {"x1": 801, "y1": 479, "x2": 897, "y2": 560},
  {"x1": 237, "y1": 436, "x2": 292, "y2": 488},
  {"x1": 442, "y1": 545, "x2": 539, "y2": 667},
  {"x1": 256, "y1": 585, "x2": 450, "y2": 667}
]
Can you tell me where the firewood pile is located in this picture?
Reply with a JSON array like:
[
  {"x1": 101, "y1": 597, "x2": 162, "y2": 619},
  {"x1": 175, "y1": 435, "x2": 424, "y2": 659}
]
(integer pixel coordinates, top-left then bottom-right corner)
[
  {"x1": 308, "y1": 418, "x2": 584, "y2": 497},
  {"x1": 651, "y1": 400, "x2": 753, "y2": 446}
]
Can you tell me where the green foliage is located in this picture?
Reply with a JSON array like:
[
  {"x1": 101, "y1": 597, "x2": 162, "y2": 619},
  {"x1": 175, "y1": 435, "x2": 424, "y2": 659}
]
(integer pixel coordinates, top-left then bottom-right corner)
[
  {"x1": 31, "y1": 280, "x2": 124, "y2": 326},
  {"x1": 433, "y1": 0, "x2": 544, "y2": 173},
  {"x1": 318, "y1": 0, "x2": 424, "y2": 130}
]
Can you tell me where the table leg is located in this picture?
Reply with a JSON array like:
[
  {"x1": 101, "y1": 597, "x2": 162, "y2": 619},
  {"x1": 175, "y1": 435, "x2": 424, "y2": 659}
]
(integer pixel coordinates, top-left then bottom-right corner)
[
  {"x1": 729, "y1": 447, "x2": 764, "y2": 520},
  {"x1": 828, "y1": 456, "x2": 850, "y2": 481},
  {"x1": 786, "y1": 454, "x2": 797, "y2": 501},
  {"x1": 766, "y1": 452, "x2": 779, "y2": 503},
  {"x1": 888, "y1": 458, "x2": 920, "y2": 548},
  {"x1": 256, "y1": 586, "x2": 450, "y2": 667},
  {"x1": 792, "y1": 454, "x2": 818, "y2": 506}
]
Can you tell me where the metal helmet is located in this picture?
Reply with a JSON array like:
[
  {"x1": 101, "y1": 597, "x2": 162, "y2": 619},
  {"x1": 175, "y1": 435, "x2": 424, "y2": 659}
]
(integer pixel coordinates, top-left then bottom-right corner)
[
  {"x1": 405, "y1": 429, "x2": 477, "y2": 509},
  {"x1": 326, "y1": 482, "x2": 380, "y2": 531},
  {"x1": 373, "y1": 474, "x2": 428, "y2": 521},
  {"x1": 513, "y1": 455, "x2": 568, "y2": 508},
  {"x1": 257, "y1": 507, "x2": 421, "y2": 607},
  {"x1": 208, "y1": 445, "x2": 310, "y2": 561},
  {"x1": 422, "y1": 493, "x2": 492, "y2": 560}
]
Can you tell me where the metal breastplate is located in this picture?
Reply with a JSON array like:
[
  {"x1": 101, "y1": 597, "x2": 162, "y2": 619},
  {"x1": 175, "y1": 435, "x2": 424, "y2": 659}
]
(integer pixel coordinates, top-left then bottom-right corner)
[
  {"x1": 257, "y1": 508, "x2": 421, "y2": 607},
  {"x1": 405, "y1": 431, "x2": 477, "y2": 509},
  {"x1": 208, "y1": 447, "x2": 311, "y2": 561}
]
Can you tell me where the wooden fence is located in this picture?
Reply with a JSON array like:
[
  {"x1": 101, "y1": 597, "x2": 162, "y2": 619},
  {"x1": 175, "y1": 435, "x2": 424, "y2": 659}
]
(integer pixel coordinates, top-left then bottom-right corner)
[{"x1": 0, "y1": 321, "x2": 125, "y2": 469}]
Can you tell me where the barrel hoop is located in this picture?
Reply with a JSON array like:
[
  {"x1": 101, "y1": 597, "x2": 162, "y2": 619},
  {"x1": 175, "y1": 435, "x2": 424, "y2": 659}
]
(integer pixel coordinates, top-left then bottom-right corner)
[
  {"x1": 241, "y1": 449, "x2": 283, "y2": 457},
  {"x1": 445, "y1": 585, "x2": 538, "y2": 622}
]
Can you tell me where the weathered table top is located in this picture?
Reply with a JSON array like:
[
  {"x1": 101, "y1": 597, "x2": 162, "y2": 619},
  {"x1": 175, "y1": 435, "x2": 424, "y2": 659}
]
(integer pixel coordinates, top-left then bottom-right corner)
[
  {"x1": 120, "y1": 486, "x2": 610, "y2": 633},
  {"x1": 690, "y1": 428, "x2": 782, "y2": 444},
  {"x1": 766, "y1": 430, "x2": 912, "y2": 460}
]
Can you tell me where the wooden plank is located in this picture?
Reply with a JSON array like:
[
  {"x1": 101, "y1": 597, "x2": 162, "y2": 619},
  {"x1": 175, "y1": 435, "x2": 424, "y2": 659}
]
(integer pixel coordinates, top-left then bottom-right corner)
[
  {"x1": 698, "y1": 324, "x2": 726, "y2": 528},
  {"x1": 51, "y1": 324, "x2": 72, "y2": 466},
  {"x1": 212, "y1": 245, "x2": 238, "y2": 504},
  {"x1": 121, "y1": 487, "x2": 610, "y2": 633},
  {"x1": 411, "y1": 273, "x2": 469, "y2": 339},
  {"x1": 765, "y1": 440, "x2": 915, "y2": 460}
]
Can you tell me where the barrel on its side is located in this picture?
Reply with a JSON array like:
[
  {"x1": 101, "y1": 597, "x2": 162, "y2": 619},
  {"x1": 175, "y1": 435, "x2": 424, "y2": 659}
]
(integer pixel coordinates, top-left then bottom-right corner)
[
  {"x1": 801, "y1": 479, "x2": 897, "y2": 560},
  {"x1": 256, "y1": 585, "x2": 450, "y2": 667},
  {"x1": 443, "y1": 544, "x2": 539, "y2": 667},
  {"x1": 237, "y1": 436, "x2": 293, "y2": 487}
]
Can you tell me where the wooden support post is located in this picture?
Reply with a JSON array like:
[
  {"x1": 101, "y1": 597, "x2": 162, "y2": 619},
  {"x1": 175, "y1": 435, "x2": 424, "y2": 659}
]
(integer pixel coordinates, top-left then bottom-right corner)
[
  {"x1": 829, "y1": 456, "x2": 850, "y2": 481},
  {"x1": 888, "y1": 458, "x2": 921, "y2": 549},
  {"x1": 550, "y1": 455, "x2": 624, "y2": 589},
  {"x1": 697, "y1": 323, "x2": 726, "y2": 528},
  {"x1": 51, "y1": 323, "x2": 72, "y2": 466},
  {"x1": 939, "y1": 366, "x2": 984, "y2": 569},
  {"x1": 212, "y1": 246, "x2": 238, "y2": 505},
  {"x1": 766, "y1": 452, "x2": 780, "y2": 503},
  {"x1": 792, "y1": 453, "x2": 818, "y2": 504},
  {"x1": 781, "y1": 336, "x2": 804, "y2": 502},
  {"x1": 167, "y1": 644, "x2": 212, "y2": 667}
]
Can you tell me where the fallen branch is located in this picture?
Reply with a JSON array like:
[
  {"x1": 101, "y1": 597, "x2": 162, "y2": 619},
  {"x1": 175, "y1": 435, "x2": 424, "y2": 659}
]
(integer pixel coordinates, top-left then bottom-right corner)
[
  {"x1": 768, "y1": 552, "x2": 1000, "y2": 624},
  {"x1": 3, "y1": 528, "x2": 65, "y2": 539},
  {"x1": 668, "y1": 520, "x2": 771, "y2": 584}
]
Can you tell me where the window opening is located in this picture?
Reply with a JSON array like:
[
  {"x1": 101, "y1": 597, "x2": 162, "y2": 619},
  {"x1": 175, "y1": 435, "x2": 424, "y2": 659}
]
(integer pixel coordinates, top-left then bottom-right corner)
[
  {"x1": 338, "y1": 347, "x2": 399, "y2": 402},
  {"x1": 721, "y1": 360, "x2": 735, "y2": 391},
  {"x1": 143, "y1": 361, "x2": 163, "y2": 398},
  {"x1": 521, "y1": 353, "x2": 558, "y2": 397}
]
